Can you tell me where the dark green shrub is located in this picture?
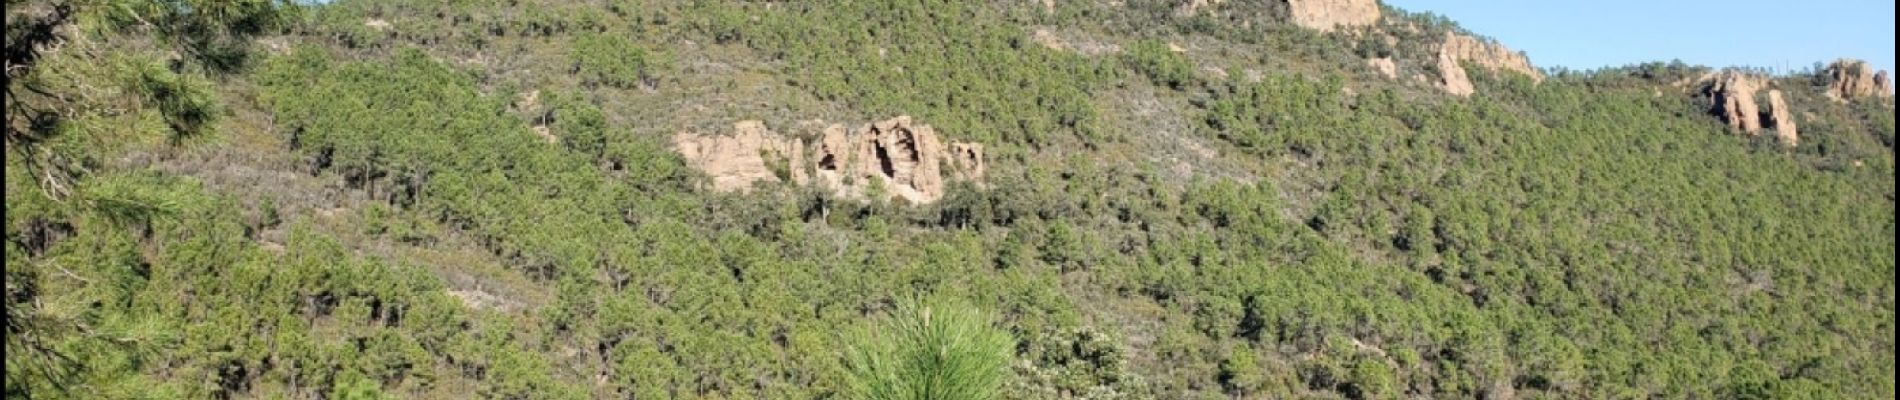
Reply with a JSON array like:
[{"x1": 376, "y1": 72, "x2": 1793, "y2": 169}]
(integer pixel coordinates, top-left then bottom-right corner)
[
  {"x1": 1123, "y1": 39, "x2": 1197, "y2": 90},
  {"x1": 571, "y1": 32, "x2": 655, "y2": 89}
]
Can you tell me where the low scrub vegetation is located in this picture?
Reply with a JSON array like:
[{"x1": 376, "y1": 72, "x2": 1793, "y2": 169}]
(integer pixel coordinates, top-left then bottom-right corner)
[{"x1": 6, "y1": 1, "x2": 1892, "y2": 399}]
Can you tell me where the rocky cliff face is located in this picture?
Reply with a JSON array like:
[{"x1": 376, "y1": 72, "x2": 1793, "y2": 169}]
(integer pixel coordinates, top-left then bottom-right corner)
[
  {"x1": 1825, "y1": 58, "x2": 1894, "y2": 102},
  {"x1": 1435, "y1": 32, "x2": 1542, "y2": 96},
  {"x1": 1766, "y1": 89, "x2": 1798, "y2": 146},
  {"x1": 1882, "y1": 72, "x2": 1893, "y2": 96},
  {"x1": 671, "y1": 121, "x2": 807, "y2": 193},
  {"x1": 1286, "y1": 0, "x2": 1380, "y2": 32},
  {"x1": 1690, "y1": 71, "x2": 1803, "y2": 147},
  {"x1": 1706, "y1": 71, "x2": 1765, "y2": 135},
  {"x1": 673, "y1": 116, "x2": 986, "y2": 204}
]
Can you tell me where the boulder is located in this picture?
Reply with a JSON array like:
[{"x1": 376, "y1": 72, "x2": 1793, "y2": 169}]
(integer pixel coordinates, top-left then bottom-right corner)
[
  {"x1": 676, "y1": 117, "x2": 986, "y2": 204},
  {"x1": 1765, "y1": 89, "x2": 1798, "y2": 146},
  {"x1": 1436, "y1": 32, "x2": 1542, "y2": 96},
  {"x1": 1825, "y1": 58, "x2": 1894, "y2": 101},
  {"x1": 1286, "y1": 0, "x2": 1380, "y2": 32}
]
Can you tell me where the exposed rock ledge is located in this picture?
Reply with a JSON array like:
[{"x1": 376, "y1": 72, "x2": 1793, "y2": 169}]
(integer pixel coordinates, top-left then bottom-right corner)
[
  {"x1": 1824, "y1": 58, "x2": 1894, "y2": 102},
  {"x1": 1436, "y1": 32, "x2": 1542, "y2": 96},
  {"x1": 1286, "y1": 0, "x2": 1381, "y2": 32},
  {"x1": 1707, "y1": 71, "x2": 1764, "y2": 134},
  {"x1": 1766, "y1": 89, "x2": 1797, "y2": 147},
  {"x1": 672, "y1": 117, "x2": 986, "y2": 204},
  {"x1": 1700, "y1": 71, "x2": 1799, "y2": 146}
]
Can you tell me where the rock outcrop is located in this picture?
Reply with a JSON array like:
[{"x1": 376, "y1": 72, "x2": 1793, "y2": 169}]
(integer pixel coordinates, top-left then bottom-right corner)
[
  {"x1": 673, "y1": 117, "x2": 986, "y2": 204},
  {"x1": 1881, "y1": 71, "x2": 1894, "y2": 95},
  {"x1": 1435, "y1": 32, "x2": 1542, "y2": 96},
  {"x1": 1692, "y1": 71, "x2": 1801, "y2": 147},
  {"x1": 1765, "y1": 89, "x2": 1798, "y2": 146},
  {"x1": 1286, "y1": 0, "x2": 1381, "y2": 32},
  {"x1": 672, "y1": 121, "x2": 806, "y2": 193},
  {"x1": 1824, "y1": 58, "x2": 1894, "y2": 102},
  {"x1": 1706, "y1": 71, "x2": 1765, "y2": 135},
  {"x1": 811, "y1": 116, "x2": 990, "y2": 204}
]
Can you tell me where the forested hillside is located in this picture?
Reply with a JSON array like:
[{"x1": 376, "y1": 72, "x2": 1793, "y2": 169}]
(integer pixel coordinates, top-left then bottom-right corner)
[{"x1": 7, "y1": 1, "x2": 1893, "y2": 399}]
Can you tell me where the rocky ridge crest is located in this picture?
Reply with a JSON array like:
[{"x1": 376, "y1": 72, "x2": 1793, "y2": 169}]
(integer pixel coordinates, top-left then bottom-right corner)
[{"x1": 1825, "y1": 58, "x2": 1894, "y2": 102}]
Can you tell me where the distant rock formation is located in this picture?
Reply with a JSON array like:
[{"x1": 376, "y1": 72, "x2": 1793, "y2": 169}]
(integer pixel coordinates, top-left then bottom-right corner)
[
  {"x1": 1824, "y1": 58, "x2": 1894, "y2": 102},
  {"x1": 1688, "y1": 71, "x2": 1801, "y2": 147},
  {"x1": 1435, "y1": 32, "x2": 1542, "y2": 96},
  {"x1": 671, "y1": 121, "x2": 806, "y2": 193},
  {"x1": 812, "y1": 116, "x2": 989, "y2": 204},
  {"x1": 1766, "y1": 89, "x2": 1798, "y2": 146},
  {"x1": 1706, "y1": 71, "x2": 1765, "y2": 135},
  {"x1": 672, "y1": 117, "x2": 986, "y2": 204},
  {"x1": 1286, "y1": 0, "x2": 1380, "y2": 32}
]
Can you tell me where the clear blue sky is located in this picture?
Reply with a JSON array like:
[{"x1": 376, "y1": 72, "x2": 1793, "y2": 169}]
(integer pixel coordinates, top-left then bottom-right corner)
[{"x1": 1382, "y1": 0, "x2": 1896, "y2": 76}]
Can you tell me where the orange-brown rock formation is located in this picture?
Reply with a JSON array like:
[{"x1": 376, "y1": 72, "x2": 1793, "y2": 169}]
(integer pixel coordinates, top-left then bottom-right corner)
[
  {"x1": 671, "y1": 121, "x2": 805, "y2": 193},
  {"x1": 1436, "y1": 32, "x2": 1542, "y2": 96},
  {"x1": 1825, "y1": 58, "x2": 1894, "y2": 102},
  {"x1": 674, "y1": 117, "x2": 986, "y2": 204},
  {"x1": 1286, "y1": 0, "x2": 1380, "y2": 32},
  {"x1": 1765, "y1": 89, "x2": 1798, "y2": 146},
  {"x1": 1706, "y1": 71, "x2": 1765, "y2": 135}
]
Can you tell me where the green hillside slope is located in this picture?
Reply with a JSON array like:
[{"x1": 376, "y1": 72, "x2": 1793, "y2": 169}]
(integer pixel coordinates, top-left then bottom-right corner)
[{"x1": 7, "y1": 1, "x2": 1893, "y2": 399}]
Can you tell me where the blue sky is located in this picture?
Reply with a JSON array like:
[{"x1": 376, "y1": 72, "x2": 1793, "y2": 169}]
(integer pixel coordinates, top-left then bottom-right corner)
[{"x1": 1382, "y1": 0, "x2": 1896, "y2": 76}]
